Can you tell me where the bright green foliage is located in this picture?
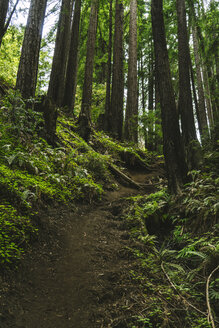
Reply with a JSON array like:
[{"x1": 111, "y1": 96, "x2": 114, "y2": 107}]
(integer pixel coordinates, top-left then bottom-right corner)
[
  {"x1": 0, "y1": 26, "x2": 23, "y2": 85},
  {"x1": 0, "y1": 204, "x2": 37, "y2": 264},
  {"x1": 0, "y1": 91, "x2": 117, "y2": 264},
  {"x1": 94, "y1": 131, "x2": 153, "y2": 167},
  {"x1": 121, "y1": 181, "x2": 218, "y2": 327},
  {"x1": 179, "y1": 170, "x2": 219, "y2": 230}
]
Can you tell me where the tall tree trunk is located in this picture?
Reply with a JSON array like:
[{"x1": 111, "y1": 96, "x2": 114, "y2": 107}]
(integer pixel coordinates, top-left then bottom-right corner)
[
  {"x1": 78, "y1": 0, "x2": 99, "y2": 141},
  {"x1": 190, "y1": 2, "x2": 215, "y2": 128},
  {"x1": 140, "y1": 51, "x2": 146, "y2": 116},
  {"x1": 192, "y1": 25, "x2": 209, "y2": 141},
  {"x1": 176, "y1": 0, "x2": 200, "y2": 170},
  {"x1": 0, "y1": 0, "x2": 9, "y2": 46},
  {"x1": 147, "y1": 50, "x2": 154, "y2": 151},
  {"x1": 0, "y1": 0, "x2": 19, "y2": 47},
  {"x1": 190, "y1": 59, "x2": 200, "y2": 138},
  {"x1": 154, "y1": 67, "x2": 161, "y2": 152},
  {"x1": 104, "y1": 0, "x2": 113, "y2": 131},
  {"x1": 47, "y1": 0, "x2": 73, "y2": 106},
  {"x1": 110, "y1": 0, "x2": 124, "y2": 140},
  {"x1": 62, "y1": 0, "x2": 81, "y2": 112},
  {"x1": 140, "y1": 50, "x2": 147, "y2": 148},
  {"x1": 16, "y1": 0, "x2": 47, "y2": 99},
  {"x1": 124, "y1": 0, "x2": 138, "y2": 143},
  {"x1": 202, "y1": 66, "x2": 214, "y2": 128},
  {"x1": 151, "y1": 0, "x2": 188, "y2": 194}
]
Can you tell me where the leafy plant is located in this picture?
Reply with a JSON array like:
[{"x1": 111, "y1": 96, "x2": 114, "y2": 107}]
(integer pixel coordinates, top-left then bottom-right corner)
[{"x1": 0, "y1": 204, "x2": 37, "y2": 264}]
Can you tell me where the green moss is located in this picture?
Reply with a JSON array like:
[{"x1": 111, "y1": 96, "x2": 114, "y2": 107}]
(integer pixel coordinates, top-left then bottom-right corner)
[{"x1": 0, "y1": 204, "x2": 37, "y2": 264}]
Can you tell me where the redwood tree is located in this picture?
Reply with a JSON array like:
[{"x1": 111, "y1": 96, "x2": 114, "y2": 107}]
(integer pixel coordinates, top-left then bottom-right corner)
[
  {"x1": 62, "y1": 0, "x2": 82, "y2": 112},
  {"x1": 78, "y1": 0, "x2": 99, "y2": 140},
  {"x1": 124, "y1": 0, "x2": 138, "y2": 143},
  {"x1": 47, "y1": 0, "x2": 73, "y2": 106},
  {"x1": 0, "y1": 0, "x2": 9, "y2": 46},
  {"x1": 110, "y1": 0, "x2": 124, "y2": 140},
  {"x1": 176, "y1": 0, "x2": 200, "y2": 169},
  {"x1": 192, "y1": 25, "x2": 209, "y2": 142},
  {"x1": 151, "y1": 0, "x2": 188, "y2": 194},
  {"x1": 0, "y1": 0, "x2": 19, "y2": 47},
  {"x1": 103, "y1": 0, "x2": 113, "y2": 131},
  {"x1": 16, "y1": 0, "x2": 47, "y2": 98}
]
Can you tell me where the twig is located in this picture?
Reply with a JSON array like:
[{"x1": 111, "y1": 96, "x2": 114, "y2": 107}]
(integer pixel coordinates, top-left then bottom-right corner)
[
  {"x1": 206, "y1": 265, "x2": 219, "y2": 328},
  {"x1": 161, "y1": 262, "x2": 207, "y2": 317}
]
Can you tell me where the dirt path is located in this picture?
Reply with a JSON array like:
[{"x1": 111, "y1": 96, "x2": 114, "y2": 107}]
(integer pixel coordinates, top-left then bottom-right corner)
[{"x1": 0, "y1": 171, "x2": 159, "y2": 328}]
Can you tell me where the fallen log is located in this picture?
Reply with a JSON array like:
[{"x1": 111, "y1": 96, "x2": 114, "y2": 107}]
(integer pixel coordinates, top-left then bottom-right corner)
[{"x1": 108, "y1": 163, "x2": 141, "y2": 189}]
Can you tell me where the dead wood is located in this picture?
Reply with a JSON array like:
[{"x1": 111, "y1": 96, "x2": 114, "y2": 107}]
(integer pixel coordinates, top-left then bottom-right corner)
[{"x1": 108, "y1": 164, "x2": 141, "y2": 189}]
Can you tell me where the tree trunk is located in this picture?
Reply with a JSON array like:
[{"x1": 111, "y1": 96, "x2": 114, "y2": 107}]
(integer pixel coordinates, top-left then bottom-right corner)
[
  {"x1": 192, "y1": 25, "x2": 209, "y2": 140},
  {"x1": 0, "y1": 0, "x2": 20, "y2": 47},
  {"x1": 110, "y1": 0, "x2": 124, "y2": 140},
  {"x1": 62, "y1": 0, "x2": 81, "y2": 112},
  {"x1": 190, "y1": 2, "x2": 215, "y2": 129},
  {"x1": 124, "y1": 0, "x2": 138, "y2": 143},
  {"x1": 0, "y1": 0, "x2": 9, "y2": 46},
  {"x1": 176, "y1": 0, "x2": 200, "y2": 170},
  {"x1": 154, "y1": 67, "x2": 160, "y2": 152},
  {"x1": 147, "y1": 49, "x2": 154, "y2": 151},
  {"x1": 47, "y1": 0, "x2": 73, "y2": 106},
  {"x1": 16, "y1": 0, "x2": 47, "y2": 99},
  {"x1": 151, "y1": 0, "x2": 188, "y2": 194},
  {"x1": 103, "y1": 0, "x2": 113, "y2": 131},
  {"x1": 140, "y1": 50, "x2": 147, "y2": 148},
  {"x1": 78, "y1": 0, "x2": 99, "y2": 141}
]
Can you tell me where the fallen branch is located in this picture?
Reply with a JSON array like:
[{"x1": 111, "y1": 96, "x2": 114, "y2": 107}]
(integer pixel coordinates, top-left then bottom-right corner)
[
  {"x1": 161, "y1": 262, "x2": 207, "y2": 317},
  {"x1": 206, "y1": 265, "x2": 219, "y2": 328},
  {"x1": 108, "y1": 164, "x2": 141, "y2": 190}
]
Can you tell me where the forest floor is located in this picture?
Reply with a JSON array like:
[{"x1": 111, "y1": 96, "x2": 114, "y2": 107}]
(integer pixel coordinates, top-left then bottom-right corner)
[{"x1": 0, "y1": 169, "x2": 161, "y2": 328}]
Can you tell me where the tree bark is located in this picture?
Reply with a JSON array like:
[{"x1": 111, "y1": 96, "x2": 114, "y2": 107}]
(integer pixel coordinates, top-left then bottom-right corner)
[
  {"x1": 190, "y1": 1, "x2": 215, "y2": 128},
  {"x1": 16, "y1": 0, "x2": 47, "y2": 99},
  {"x1": 62, "y1": 0, "x2": 81, "y2": 112},
  {"x1": 147, "y1": 49, "x2": 154, "y2": 151},
  {"x1": 47, "y1": 0, "x2": 73, "y2": 106},
  {"x1": 192, "y1": 25, "x2": 209, "y2": 140},
  {"x1": 124, "y1": 0, "x2": 138, "y2": 143},
  {"x1": 103, "y1": 0, "x2": 113, "y2": 131},
  {"x1": 0, "y1": 0, "x2": 9, "y2": 46},
  {"x1": 78, "y1": 0, "x2": 99, "y2": 140},
  {"x1": 176, "y1": 0, "x2": 200, "y2": 170},
  {"x1": 110, "y1": 0, "x2": 124, "y2": 140},
  {"x1": 151, "y1": 0, "x2": 188, "y2": 194}
]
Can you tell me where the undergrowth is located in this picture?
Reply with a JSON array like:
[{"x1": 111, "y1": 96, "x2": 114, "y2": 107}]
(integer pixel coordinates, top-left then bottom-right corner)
[
  {"x1": 0, "y1": 91, "x2": 111, "y2": 264},
  {"x1": 0, "y1": 90, "x2": 152, "y2": 265},
  {"x1": 122, "y1": 174, "x2": 218, "y2": 328}
]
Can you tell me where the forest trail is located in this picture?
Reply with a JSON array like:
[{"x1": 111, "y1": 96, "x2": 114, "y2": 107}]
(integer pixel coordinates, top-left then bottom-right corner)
[{"x1": 0, "y1": 169, "x2": 160, "y2": 328}]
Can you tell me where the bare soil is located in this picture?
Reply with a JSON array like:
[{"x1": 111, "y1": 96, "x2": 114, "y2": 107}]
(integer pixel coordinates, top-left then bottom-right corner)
[{"x1": 0, "y1": 170, "x2": 161, "y2": 328}]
